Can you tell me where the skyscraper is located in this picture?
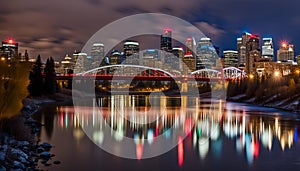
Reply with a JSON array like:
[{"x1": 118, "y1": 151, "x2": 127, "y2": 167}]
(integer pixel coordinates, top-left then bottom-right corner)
[
  {"x1": 277, "y1": 42, "x2": 294, "y2": 62},
  {"x1": 91, "y1": 43, "x2": 104, "y2": 67},
  {"x1": 186, "y1": 38, "x2": 193, "y2": 55},
  {"x1": 160, "y1": 28, "x2": 172, "y2": 53},
  {"x1": 109, "y1": 50, "x2": 121, "y2": 65},
  {"x1": 262, "y1": 38, "x2": 274, "y2": 61},
  {"x1": 1, "y1": 39, "x2": 18, "y2": 61},
  {"x1": 171, "y1": 47, "x2": 184, "y2": 71},
  {"x1": 123, "y1": 40, "x2": 140, "y2": 65},
  {"x1": 237, "y1": 32, "x2": 251, "y2": 67},
  {"x1": 246, "y1": 34, "x2": 261, "y2": 74},
  {"x1": 196, "y1": 37, "x2": 218, "y2": 69},
  {"x1": 223, "y1": 50, "x2": 238, "y2": 68}
]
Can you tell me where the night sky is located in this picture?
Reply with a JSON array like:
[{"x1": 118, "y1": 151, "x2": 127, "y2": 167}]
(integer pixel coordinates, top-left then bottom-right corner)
[{"x1": 1, "y1": 0, "x2": 299, "y2": 61}]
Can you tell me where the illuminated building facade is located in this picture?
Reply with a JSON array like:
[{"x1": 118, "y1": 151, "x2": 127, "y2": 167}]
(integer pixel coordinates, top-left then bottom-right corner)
[
  {"x1": 277, "y1": 42, "x2": 294, "y2": 62},
  {"x1": 237, "y1": 32, "x2": 251, "y2": 68},
  {"x1": 223, "y1": 50, "x2": 238, "y2": 67},
  {"x1": 91, "y1": 43, "x2": 104, "y2": 67},
  {"x1": 196, "y1": 37, "x2": 218, "y2": 69},
  {"x1": 262, "y1": 38, "x2": 274, "y2": 61},
  {"x1": 109, "y1": 50, "x2": 121, "y2": 65},
  {"x1": 160, "y1": 28, "x2": 172, "y2": 53},
  {"x1": 246, "y1": 34, "x2": 261, "y2": 74},
  {"x1": 1, "y1": 39, "x2": 19, "y2": 61},
  {"x1": 123, "y1": 40, "x2": 139, "y2": 65}
]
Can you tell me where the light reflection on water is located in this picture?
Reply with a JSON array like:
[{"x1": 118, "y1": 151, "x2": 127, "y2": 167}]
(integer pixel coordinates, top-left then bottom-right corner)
[{"x1": 35, "y1": 95, "x2": 300, "y2": 170}]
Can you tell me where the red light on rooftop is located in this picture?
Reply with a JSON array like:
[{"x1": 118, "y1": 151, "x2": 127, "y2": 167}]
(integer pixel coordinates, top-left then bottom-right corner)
[
  {"x1": 5, "y1": 38, "x2": 15, "y2": 44},
  {"x1": 186, "y1": 38, "x2": 192, "y2": 41},
  {"x1": 163, "y1": 27, "x2": 172, "y2": 32}
]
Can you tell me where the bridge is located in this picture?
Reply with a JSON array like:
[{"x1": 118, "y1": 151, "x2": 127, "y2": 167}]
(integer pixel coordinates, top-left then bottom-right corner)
[{"x1": 56, "y1": 64, "x2": 247, "y2": 82}]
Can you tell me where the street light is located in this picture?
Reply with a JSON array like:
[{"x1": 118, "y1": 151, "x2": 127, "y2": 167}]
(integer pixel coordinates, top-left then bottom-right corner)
[{"x1": 274, "y1": 71, "x2": 280, "y2": 77}]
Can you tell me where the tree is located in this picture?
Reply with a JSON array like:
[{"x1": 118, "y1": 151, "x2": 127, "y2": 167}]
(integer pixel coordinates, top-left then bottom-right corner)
[
  {"x1": 43, "y1": 57, "x2": 56, "y2": 95},
  {"x1": 0, "y1": 61, "x2": 31, "y2": 119},
  {"x1": 28, "y1": 55, "x2": 43, "y2": 96}
]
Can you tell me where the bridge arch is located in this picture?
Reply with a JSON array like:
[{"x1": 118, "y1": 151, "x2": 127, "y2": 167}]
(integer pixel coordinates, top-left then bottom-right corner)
[
  {"x1": 223, "y1": 67, "x2": 247, "y2": 78},
  {"x1": 78, "y1": 64, "x2": 176, "y2": 78},
  {"x1": 189, "y1": 69, "x2": 221, "y2": 78}
]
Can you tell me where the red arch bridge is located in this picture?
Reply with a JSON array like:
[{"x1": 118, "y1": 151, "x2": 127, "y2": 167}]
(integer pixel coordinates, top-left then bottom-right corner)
[{"x1": 55, "y1": 65, "x2": 247, "y2": 82}]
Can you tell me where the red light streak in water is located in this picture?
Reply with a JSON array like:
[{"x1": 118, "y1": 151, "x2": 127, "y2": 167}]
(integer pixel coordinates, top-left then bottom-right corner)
[
  {"x1": 178, "y1": 136, "x2": 184, "y2": 166},
  {"x1": 136, "y1": 143, "x2": 143, "y2": 160},
  {"x1": 60, "y1": 112, "x2": 64, "y2": 127}
]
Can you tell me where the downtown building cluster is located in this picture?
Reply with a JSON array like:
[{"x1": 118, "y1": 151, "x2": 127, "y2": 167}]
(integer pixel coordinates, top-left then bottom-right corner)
[{"x1": 58, "y1": 29, "x2": 300, "y2": 77}]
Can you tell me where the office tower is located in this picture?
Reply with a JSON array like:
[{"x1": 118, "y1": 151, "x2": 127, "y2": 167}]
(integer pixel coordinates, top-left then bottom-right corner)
[
  {"x1": 109, "y1": 50, "x2": 121, "y2": 65},
  {"x1": 142, "y1": 49, "x2": 160, "y2": 68},
  {"x1": 196, "y1": 37, "x2": 218, "y2": 69},
  {"x1": 171, "y1": 47, "x2": 184, "y2": 71},
  {"x1": 239, "y1": 33, "x2": 260, "y2": 74},
  {"x1": 277, "y1": 42, "x2": 294, "y2": 62},
  {"x1": 161, "y1": 28, "x2": 172, "y2": 53},
  {"x1": 74, "y1": 52, "x2": 87, "y2": 73},
  {"x1": 123, "y1": 40, "x2": 140, "y2": 65},
  {"x1": 262, "y1": 38, "x2": 274, "y2": 61},
  {"x1": 186, "y1": 38, "x2": 193, "y2": 55},
  {"x1": 297, "y1": 54, "x2": 300, "y2": 65},
  {"x1": 1, "y1": 39, "x2": 18, "y2": 61},
  {"x1": 223, "y1": 50, "x2": 238, "y2": 67},
  {"x1": 237, "y1": 32, "x2": 251, "y2": 67},
  {"x1": 91, "y1": 43, "x2": 104, "y2": 68},
  {"x1": 61, "y1": 54, "x2": 73, "y2": 74},
  {"x1": 183, "y1": 53, "x2": 196, "y2": 73}
]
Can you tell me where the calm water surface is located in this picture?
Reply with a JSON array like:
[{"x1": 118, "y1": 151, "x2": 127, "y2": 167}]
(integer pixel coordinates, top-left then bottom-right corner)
[{"x1": 34, "y1": 95, "x2": 300, "y2": 171}]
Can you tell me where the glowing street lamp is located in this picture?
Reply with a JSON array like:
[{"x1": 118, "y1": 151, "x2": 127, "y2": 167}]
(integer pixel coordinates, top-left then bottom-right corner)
[
  {"x1": 249, "y1": 74, "x2": 254, "y2": 79},
  {"x1": 274, "y1": 71, "x2": 280, "y2": 77}
]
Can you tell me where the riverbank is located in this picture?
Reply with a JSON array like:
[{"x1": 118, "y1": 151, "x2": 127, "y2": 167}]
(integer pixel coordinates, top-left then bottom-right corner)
[
  {"x1": 227, "y1": 93, "x2": 300, "y2": 114},
  {"x1": 0, "y1": 89, "x2": 72, "y2": 170}
]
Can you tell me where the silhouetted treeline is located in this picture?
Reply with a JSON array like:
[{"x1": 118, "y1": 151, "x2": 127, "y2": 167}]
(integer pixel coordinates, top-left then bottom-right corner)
[{"x1": 28, "y1": 55, "x2": 57, "y2": 97}]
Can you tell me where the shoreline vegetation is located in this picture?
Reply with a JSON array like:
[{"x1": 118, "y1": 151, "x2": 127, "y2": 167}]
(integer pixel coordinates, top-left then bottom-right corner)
[{"x1": 0, "y1": 89, "x2": 72, "y2": 170}]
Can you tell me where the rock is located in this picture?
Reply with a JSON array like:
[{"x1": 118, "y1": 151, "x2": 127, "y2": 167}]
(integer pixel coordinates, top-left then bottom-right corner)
[
  {"x1": 17, "y1": 141, "x2": 29, "y2": 147},
  {"x1": 8, "y1": 148, "x2": 28, "y2": 161},
  {"x1": 0, "y1": 152, "x2": 6, "y2": 161},
  {"x1": 13, "y1": 161, "x2": 25, "y2": 170},
  {"x1": 36, "y1": 147, "x2": 45, "y2": 153},
  {"x1": 44, "y1": 163, "x2": 51, "y2": 167},
  {"x1": 53, "y1": 160, "x2": 61, "y2": 165},
  {"x1": 40, "y1": 152, "x2": 51, "y2": 159},
  {"x1": 41, "y1": 142, "x2": 52, "y2": 149},
  {"x1": 0, "y1": 164, "x2": 6, "y2": 171}
]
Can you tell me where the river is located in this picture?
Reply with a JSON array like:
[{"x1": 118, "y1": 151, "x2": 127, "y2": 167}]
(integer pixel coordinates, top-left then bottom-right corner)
[{"x1": 33, "y1": 95, "x2": 300, "y2": 171}]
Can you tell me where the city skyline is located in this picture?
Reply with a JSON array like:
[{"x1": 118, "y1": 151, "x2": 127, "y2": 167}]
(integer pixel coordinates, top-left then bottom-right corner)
[{"x1": 1, "y1": 0, "x2": 300, "y2": 60}]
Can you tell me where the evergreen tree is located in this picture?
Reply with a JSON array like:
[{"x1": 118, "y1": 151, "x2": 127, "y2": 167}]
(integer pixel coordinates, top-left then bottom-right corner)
[
  {"x1": 28, "y1": 55, "x2": 43, "y2": 96},
  {"x1": 43, "y1": 57, "x2": 56, "y2": 94}
]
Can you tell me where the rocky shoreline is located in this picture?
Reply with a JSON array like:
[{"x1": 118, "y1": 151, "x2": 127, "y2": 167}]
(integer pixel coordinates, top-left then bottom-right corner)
[{"x1": 0, "y1": 90, "x2": 72, "y2": 171}]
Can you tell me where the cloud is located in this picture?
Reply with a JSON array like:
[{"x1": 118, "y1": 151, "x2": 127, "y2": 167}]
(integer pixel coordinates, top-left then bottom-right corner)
[{"x1": 195, "y1": 22, "x2": 225, "y2": 41}]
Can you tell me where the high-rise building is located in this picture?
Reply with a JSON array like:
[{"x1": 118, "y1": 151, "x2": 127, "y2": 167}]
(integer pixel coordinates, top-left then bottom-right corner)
[
  {"x1": 124, "y1": 40, "x2": 139, "y2": 59},
  {"x1": 297, "y1": 54, "x2": 300, "y2": 65},
  {"x1": 161, "y1": 28, "x2": 172, "y2": 53},
  {"x1": 262, "y1": 38, "x2": 274, "y2": 61},
  {"x1": 277, "y1": 42, "x2": 294, "y2": 62},
  {"x1": 246, "y1": 34, "x2": 261, "y2": 73},
  {"x1": 196, "y1": 37, "x2": 218, "y2": 69},
  {"x1": 91, "y1": 43, "x2": 104, "y2": 67},
  {"x1": 109, "y1": 50, "x2": 121, "y2": 65},
  {"x1": 74, "y1": 52, "x2": 87, "y2": 73},
  {"x1": 183, "y1": 54, "x2": 196, "y2": 73},
  {"x1": 1, "y1": 39, "x2": 18, "y2": 61},
  {"x1": 237, "y1": 32, "x2": 251, "y2": 67},
  {"x1": 142, "y1": 49, "x2": 161, "y2": 68},
  {"x1": 186, "y1": 38, "x2": 193, "y2": 55},
  {"x1": 61, "y1": 54, "x2": 73, "y2": 74},
  {"x1": 171, "y1": 47, "x2": 184, "y2": 71},
  {"x1": 223, "y1": 50, "x2": 238, "y2": 68},
  {"x1": 123, "y1": 40, "x2": 140, "y2": 65}
]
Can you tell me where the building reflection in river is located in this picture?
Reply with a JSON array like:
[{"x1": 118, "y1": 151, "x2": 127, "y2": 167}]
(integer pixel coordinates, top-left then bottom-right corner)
[{"x1": 55, "y1": 95, "x2": 299, "y2": 166}]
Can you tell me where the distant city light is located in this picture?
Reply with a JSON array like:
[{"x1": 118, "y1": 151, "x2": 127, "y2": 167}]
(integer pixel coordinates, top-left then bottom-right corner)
[{"x1": 274, "y1": 71, "x2": 280, "y2": 77}]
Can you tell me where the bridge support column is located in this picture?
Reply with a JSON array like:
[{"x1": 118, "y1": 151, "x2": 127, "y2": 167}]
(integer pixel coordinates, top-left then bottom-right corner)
[{"x1": 181, "y1": 81, "x2": 188, "y2": 93}]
